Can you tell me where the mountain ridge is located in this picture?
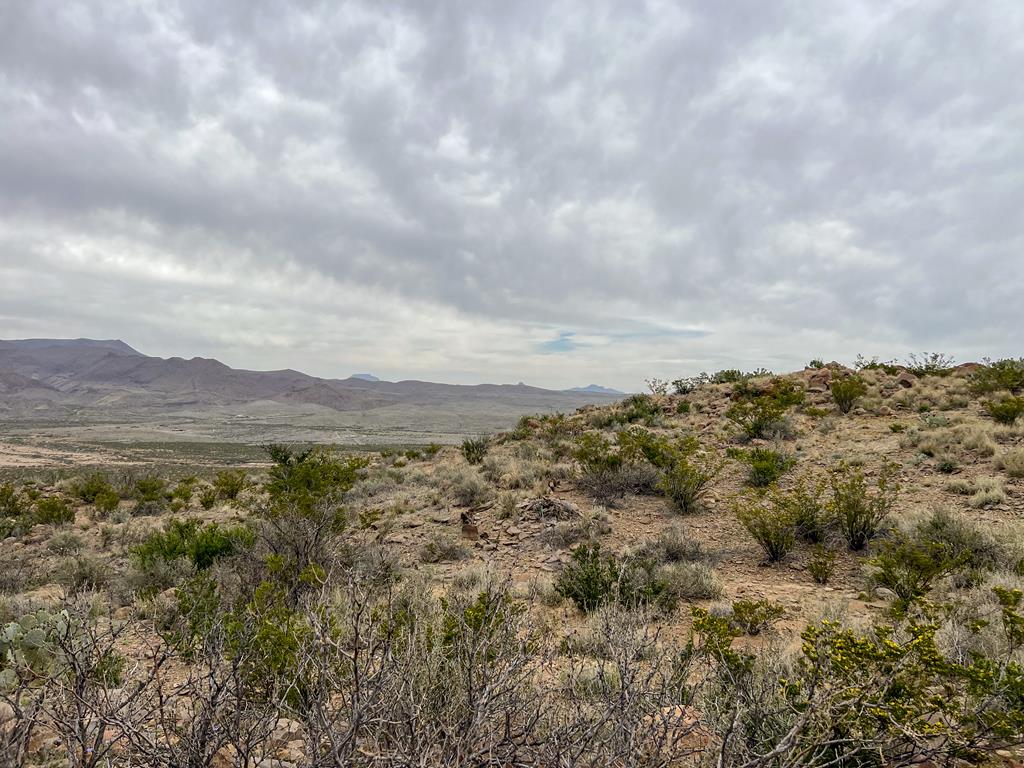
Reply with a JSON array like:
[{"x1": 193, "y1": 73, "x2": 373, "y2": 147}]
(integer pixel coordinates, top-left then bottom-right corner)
[{"x1": 0, "y1": 338, "x2": 620, "y2": 421}]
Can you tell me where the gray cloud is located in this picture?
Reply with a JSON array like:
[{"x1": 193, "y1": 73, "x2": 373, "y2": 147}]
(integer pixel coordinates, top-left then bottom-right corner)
[{"x1": 1, "y1": 0, "x2": 1022, "y2": 389}]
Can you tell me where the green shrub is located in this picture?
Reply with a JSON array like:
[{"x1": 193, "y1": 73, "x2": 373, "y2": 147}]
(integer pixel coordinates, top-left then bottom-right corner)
[
  {"x1": 675, "y1": 400, "x2": 691, "y2": 414},
  {"x1": 134, "y1": 476, "x2": 168, "y2": 503},
  {"x1": 134, "y1": 518, "x2": 252, "y2": 577},
  {"x1": 867, "y1": 515, "x2": 986, "y2": 612},
  {"x1": 657, "y1": 450, "x2": 723, "y2": 515},
  {"x1": 808, "y1": 546, "x2": 836, "y2": 584},
  {"x1": 969, "y1": 358, "x2": 1024, "y2": 395},
  {"x1": 617, "y1": 556, "x2": 674, "y2": 612},
  {"x1": 672, "y1": 374, "x2": 710, "y2": 394},
  {"x1": 73, "y1": 473, "x2": 115, "y2": 504},
  {"x1": 736, "y1": 498, "x2": 796, "y2": 563},
  {"x1": 264, "y1": 444, "x2": 368, "y2": 518},
  {"x1": 732, "y1": 447, "x2": 796, "y2": 487},
  {"x1": 198, "y1": 487, "x2": 218, "y2": 509},
  {"x1": 554, "y1": 543, "x2": 672, "y2": 613},
  {"x1": 0, "y1": 483, "x2": 23, "y2": 518},
  {"x1": 93, "y1": 488, "x2": 120, "y2": 515},
  {"x1": 33, "y1": 496, "x2": 74, "y2": 526},
  {"x1": 725, "y1": 397, "x2": 789, "y2": 440},
  {"x1": 984, "y1": 396, "x2": 1024, "y2": 425},
  {"x1": 783, "y1": 480, "x2": 827, "y2": 544},
  {"x1": 828, "y1": 461, "x2": 900, "y2": 550},
  {"x1": 854, "y1": 355, "x2": 901, "y2": 375},
  {"x1": 573, "y1": 431, "x2": 661, "y2": 502},
  {"x1": 461, "y1": 437, "x2": 489, "y2": 465},
  {"x1": 555, "y1": 543, "x2": 620, "y2": 612},
  {"x1": 214, "y1": 469, "x2": 247, "y2": 499},
  {"x1": 829, "y1": 375, "x2": 867, "y2": 414},
  {"x1": 618, "y1": 394, "x2": 660, "y2": 425},
  {"x1": 729, "y1": 598, "x2": 785, "y2": 635},
  {"x1": 914, "y1": 508, "x2": 1004, "y2": 571},
  {"x1": 617, "y1": 427, "x2": 695, "y2": 469}
]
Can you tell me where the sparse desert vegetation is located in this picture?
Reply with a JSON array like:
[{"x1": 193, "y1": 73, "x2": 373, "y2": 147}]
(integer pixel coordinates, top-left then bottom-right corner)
[{"x1": 2, "y1": 356, "x2": 1024, "y2": 765}]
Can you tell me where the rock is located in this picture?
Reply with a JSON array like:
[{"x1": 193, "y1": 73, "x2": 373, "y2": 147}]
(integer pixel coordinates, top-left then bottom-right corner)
[
  {"x1": 895, "y1": 370, "x2": 918, "y2": 388},
  {"x1": 953, "y1": 362, "x2": 984, "y2": 375},
  {"x1": 806, "y1": 368, "x2": 832, "y2": 393},
  {"x1": 506, "y1": 526, "x2": 521, "y2": 536}
]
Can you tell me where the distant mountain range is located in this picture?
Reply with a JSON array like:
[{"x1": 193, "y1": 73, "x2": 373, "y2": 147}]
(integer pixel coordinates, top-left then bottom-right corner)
[
  {"x1": 568, "y1": 384, "x2": 625, "y2": 395},
  {"x1": 0, "y1": 339, "x2": 621, "y2": 422}
]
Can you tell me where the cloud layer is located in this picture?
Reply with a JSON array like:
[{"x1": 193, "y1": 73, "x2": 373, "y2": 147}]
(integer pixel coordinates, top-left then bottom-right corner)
[{"x1": 2, "y1": 1, "x2": 1022, "y2": 389}]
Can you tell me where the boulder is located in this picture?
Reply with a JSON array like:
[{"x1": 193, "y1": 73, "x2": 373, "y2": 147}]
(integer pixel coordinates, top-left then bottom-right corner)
[
  {"x1": 895, "y1": 370, "x2": 918, "y2": 388},
  {"x1": 805, "y1": 368, "x2": 833, "y2": 393}
]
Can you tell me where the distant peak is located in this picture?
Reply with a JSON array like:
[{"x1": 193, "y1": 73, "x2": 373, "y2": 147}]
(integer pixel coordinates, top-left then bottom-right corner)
[
  {"x1": 350, "y1": 373, "x2": 380, "y2": 382},
  {"x1": 567, "y1": 384, "x2": 624, "y2": 395}
]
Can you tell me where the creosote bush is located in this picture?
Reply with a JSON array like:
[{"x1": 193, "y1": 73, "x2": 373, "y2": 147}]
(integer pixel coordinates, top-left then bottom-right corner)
[
  {"x1": 728, "y1": 598, "x2": 785, "y2": 635},
  {"x1": 725, "y1": 377, "x2": 803, "y2": 440},
  {"x1": 984, "y1": 396, "x2": 1024, "y2": 425},
  {"x1": 33, "y1": 496, "x2": 74, "y2": 526},
  {"x1": 735, "y1": 495, "x2": 796, "y2": 563},
  {"x1": 969, "y1": 357, "x2": 1024, "y2": 395},
  {"x1": 554, "y1": 543, "x2": 676, "y2": 613},
  {"x1": 808, "y1": 546, "x2": 836, "y2": 584},
  {"x1": 213, "y1": 468, "x2": 247, "y2": 499},
  {"x1": 132, "y1": 517, "x2": 252, "y2": 594},
  {"x1": 657, "y1": 450, "x2": 723, "y2": 514},
  {"x1": 828, "y1": 460, "x2": 900, "y2": 550},
  {"x1": 829, "y1": 374, "x2": 867, "y2": 414},
  {"x1": 730, "y1": 446, "x2": 795, "y2": 487}
]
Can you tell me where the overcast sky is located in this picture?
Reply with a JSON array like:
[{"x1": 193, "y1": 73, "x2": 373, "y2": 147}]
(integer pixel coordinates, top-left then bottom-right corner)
[{"x1": 1, "y1": 1, "x2": 1022, "y2": 390}]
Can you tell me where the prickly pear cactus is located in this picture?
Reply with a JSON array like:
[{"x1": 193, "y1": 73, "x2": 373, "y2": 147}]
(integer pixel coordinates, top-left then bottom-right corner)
[{"x1": 0, "y1": 608, "x2": 69, "y2": 690}]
